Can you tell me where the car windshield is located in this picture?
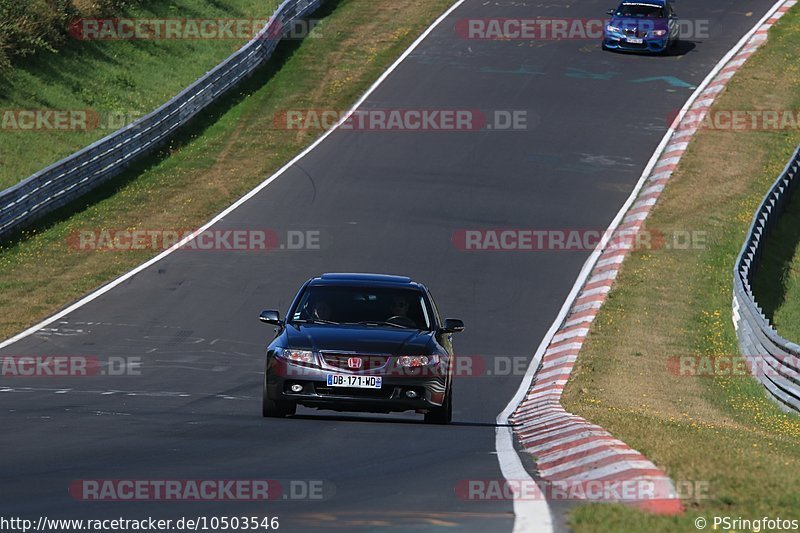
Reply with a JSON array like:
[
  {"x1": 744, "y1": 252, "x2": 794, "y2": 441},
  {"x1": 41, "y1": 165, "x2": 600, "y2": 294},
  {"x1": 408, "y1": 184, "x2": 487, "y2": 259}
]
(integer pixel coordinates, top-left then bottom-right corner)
[
  {"x1": 290, "y1": 285, "x2": 432, "y2": 330},
  {"x1": 616, "y1": 3, "x2": 666, "y2": 17}
]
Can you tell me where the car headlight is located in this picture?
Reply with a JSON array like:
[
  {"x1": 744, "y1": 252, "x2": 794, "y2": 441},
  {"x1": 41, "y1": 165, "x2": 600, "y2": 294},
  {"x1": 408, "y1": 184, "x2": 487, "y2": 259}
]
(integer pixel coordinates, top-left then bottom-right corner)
[
  {"x1": 276, "y1": 348, "x2": 316, "y2": 365},
  {"x1": 606, "y1": 25, "x2": 621, "y2": 33},
  {"x1": 398, "y1": 355, "x2": 440, "y2": 367},
  {"x1": 651, "y1": 29, "x2": 667, "y2": 36}
]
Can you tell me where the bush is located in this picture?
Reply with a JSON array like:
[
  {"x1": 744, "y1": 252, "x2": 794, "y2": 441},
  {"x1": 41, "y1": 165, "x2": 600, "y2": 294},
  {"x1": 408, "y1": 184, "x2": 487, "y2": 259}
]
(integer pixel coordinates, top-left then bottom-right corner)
[
  {"x1": 0, "y1": 0, "x2": 73, "y2": 70},
  {"x1": 0, "y1": 0, "x2": 145, "y2": 71}
]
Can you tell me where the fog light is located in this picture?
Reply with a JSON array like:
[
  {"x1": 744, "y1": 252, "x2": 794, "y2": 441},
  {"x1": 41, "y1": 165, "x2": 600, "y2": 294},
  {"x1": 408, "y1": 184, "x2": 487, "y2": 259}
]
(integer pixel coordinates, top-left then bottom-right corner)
[
  {"x1": 290, "y1": 384, "x2": 304, "y2": 393},
  {"x1": 406, "y1": 390, "x2": 418, "y2": 399}
]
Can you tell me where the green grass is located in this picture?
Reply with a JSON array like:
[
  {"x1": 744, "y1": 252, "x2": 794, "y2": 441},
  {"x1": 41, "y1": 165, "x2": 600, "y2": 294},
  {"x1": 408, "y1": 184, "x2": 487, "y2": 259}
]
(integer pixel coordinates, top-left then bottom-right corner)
[
  {"x1": 753, "y1": 189, "x2": 800, "y2": 341},
  {"x1": 558, "y1": 4, "x2": 800, "y2": 531},
  {"x1": 0, "y1": 0, "x2": 454, "y2": 340},
  {"x1": 0, "y1": 0, "x2": 277, "y2": 190}
]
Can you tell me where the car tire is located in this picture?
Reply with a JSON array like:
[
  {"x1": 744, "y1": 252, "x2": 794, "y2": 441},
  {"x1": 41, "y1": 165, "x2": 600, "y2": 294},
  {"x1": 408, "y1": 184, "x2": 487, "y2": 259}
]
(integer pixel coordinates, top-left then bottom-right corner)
[
  {"x1": 262, "y1": 367, "x2": 296, "y2": 418},
  {"x1": 424, "y1": 384, "x2": 452, "y2": 425},
  {"x1": 661, "y1": 37, "x2": 678, "y2": 56}
]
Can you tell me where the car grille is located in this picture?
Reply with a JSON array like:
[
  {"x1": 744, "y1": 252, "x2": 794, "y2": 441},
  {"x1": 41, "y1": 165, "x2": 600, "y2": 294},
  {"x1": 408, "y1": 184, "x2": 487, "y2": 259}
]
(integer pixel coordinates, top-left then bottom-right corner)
[
  {"x1": 624, "y1": 28, "x2": 645, "y2": 38},
  {"x1": 320, "y1": 352, "x2": 391, "y2": 372},
  {"x1": 621, "y1": 41, "x2": 649, "y2": 50},
  {"x1": 313, "y1": 383, "x2": 395, "y2": 399}
]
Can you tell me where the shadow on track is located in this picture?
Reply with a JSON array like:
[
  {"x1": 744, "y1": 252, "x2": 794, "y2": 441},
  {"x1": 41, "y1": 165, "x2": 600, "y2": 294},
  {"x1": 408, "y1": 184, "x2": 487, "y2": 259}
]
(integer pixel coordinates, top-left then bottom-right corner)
[{"x1": 290, "y1": 412, "x2": 512, "y2": 427}]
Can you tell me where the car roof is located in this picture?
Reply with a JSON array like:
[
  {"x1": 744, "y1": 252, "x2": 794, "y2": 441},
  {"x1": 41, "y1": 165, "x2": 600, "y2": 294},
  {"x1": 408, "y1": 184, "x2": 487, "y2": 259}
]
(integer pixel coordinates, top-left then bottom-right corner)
[{"x1": 309, "y1": 273, "x2": 424, "y2": 289}]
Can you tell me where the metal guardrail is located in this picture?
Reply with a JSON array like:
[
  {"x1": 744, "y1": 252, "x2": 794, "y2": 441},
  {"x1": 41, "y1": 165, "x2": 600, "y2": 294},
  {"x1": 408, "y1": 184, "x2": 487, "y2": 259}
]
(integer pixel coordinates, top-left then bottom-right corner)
[
  {"x1": 0, "y1": 0, "x2": 323, "y2": 240},
  {"x1": 733, "y1": 144, "x2": 800, "y2": 413}
]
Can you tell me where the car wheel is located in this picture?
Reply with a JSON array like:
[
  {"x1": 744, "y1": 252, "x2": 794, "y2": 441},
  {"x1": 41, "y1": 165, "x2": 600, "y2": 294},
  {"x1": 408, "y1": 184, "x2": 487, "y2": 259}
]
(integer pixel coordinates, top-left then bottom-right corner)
[
  {"x1": 262, "y1": 367, "x2": 296, "y2": 418},
  {"x1": 424, "y1": 384, "x2": 452, "y2": 425}
]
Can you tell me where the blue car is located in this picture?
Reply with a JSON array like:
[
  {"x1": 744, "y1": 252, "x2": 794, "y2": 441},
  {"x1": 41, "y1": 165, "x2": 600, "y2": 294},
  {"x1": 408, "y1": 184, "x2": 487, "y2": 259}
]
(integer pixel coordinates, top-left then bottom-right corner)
[{"x1": 603, "y1": 0, "x2": 679, "y2": 54}]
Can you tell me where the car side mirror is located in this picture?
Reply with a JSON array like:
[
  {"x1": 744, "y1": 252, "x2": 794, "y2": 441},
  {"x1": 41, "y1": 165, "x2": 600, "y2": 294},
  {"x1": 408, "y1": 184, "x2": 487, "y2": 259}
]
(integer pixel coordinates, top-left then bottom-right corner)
[
  {"x1": 606, "y1": 8, "x2": 614, "y2": 15},
  {"x1": 442, "y1": 318, "x2": 465, "y2": 334},
  {"x1": 259, "y1": 310, "x2": 283, "y2": 327}
]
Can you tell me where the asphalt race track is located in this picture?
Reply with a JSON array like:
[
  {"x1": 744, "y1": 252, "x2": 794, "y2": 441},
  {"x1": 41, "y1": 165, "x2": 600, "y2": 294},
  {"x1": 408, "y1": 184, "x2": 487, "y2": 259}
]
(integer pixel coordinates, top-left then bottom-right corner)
[{"x1": 0, "y1": 0, "x2": 779, "y2": 531}]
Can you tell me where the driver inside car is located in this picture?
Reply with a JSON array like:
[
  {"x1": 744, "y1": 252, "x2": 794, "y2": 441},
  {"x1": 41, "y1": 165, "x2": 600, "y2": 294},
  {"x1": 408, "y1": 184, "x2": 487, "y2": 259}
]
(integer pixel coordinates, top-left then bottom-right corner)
[
  {"x1": 307, "y1": 299, "x2": 332, "y2": 321},
  {"x1": 389, "y1": 296, "x2": 410, "y2": 317}
]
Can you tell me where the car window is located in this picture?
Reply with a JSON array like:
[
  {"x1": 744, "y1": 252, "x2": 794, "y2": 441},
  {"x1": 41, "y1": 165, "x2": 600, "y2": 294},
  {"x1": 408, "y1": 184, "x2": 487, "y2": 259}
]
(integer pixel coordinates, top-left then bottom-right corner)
[
  {"x1": 291, "y1": 286, "x2": 432, "y2": 330},
  {"x1": 616, "y1": 3, "x2": 666, "y2": 18}
]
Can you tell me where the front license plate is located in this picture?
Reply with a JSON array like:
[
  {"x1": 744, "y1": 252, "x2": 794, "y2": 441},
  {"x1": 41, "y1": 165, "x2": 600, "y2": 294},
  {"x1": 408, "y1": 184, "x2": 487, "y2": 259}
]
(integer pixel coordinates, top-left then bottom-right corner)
[
  {"x1": 627, "y1": 37, "x2": 643, "y2": 44},
  {"x1": 327, "y1": 374, "x2": 382, "y2": 389}
]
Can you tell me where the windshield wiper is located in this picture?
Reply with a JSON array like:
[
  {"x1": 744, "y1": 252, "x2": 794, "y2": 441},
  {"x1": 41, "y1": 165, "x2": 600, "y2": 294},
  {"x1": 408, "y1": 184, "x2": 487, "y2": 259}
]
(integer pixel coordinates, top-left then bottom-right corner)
[
  {"x1": 293, "y1": 319, "x2": 340, "y2": 325},
  {"x1": 350, "y1": 321, "x2": 413, "y2": 329}
]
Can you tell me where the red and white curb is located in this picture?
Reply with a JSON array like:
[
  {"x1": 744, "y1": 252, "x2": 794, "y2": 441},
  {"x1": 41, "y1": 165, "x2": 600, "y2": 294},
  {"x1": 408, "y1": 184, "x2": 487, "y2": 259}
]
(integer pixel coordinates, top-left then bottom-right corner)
[{"x1": 507, "y1": 0, "x2": 797, "y2": 516}]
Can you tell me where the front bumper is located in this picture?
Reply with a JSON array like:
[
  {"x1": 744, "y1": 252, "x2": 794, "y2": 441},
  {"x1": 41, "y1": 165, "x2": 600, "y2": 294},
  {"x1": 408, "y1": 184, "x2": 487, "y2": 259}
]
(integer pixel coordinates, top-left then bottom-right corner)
[
  {"x1": 603, "y1": 33, "x2": 669, "y2": 52},
  {"x1": 266, "y1": 358, "x2": 448, "y2": 413}
]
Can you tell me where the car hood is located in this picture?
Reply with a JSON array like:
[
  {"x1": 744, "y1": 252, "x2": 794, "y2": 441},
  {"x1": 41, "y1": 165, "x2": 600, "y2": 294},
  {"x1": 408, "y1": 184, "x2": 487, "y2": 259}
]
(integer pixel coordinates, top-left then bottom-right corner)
[
  {"x1": 283, "y1": 325, "x2": 435, "y2": 355},
  {"x1": 609, "y1": 16, "x2": 668, "y2": 33}
]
